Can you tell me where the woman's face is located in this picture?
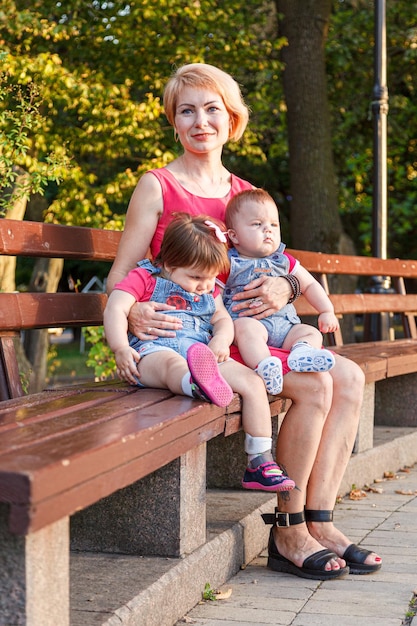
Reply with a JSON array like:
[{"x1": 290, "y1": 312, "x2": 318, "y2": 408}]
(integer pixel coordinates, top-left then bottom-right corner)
[{"x1": 174, "y1": 86, "x2": 230, "y2": 154}]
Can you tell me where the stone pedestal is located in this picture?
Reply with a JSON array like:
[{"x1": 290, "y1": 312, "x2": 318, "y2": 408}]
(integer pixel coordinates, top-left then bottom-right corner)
[
  {"x1": 0, "y1": 504, "x2": 69, "y2": 626},
  {"x1": 71, "y1": 444, "x2": 207, "y2": 558}
]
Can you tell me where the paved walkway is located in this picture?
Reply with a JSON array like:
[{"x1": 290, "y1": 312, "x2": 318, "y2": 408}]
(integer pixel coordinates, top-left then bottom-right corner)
[{"x1": 177, "y1": 463, "x2": 417, "y2": 626}]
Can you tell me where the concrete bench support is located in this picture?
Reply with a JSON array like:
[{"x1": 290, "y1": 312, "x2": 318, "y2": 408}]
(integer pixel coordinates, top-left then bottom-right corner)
[
  {"x1": 0, "y1": 505, "x2": 69, "y2": 626},
  {"x1": 70, "y1": 443, "x2": 207, "y2": 558}
]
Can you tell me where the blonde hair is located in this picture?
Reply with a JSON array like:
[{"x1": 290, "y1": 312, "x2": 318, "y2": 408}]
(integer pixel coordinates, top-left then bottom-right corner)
[
  {"x1": 225, "y1": 188, "x2": 277, "y2": 230},
  {"x1": 155, "y1": 213, "x2": 229, "y2": 274},
  {"x1": 163, "y1": 63, "x2": 249, "y2": 141}
]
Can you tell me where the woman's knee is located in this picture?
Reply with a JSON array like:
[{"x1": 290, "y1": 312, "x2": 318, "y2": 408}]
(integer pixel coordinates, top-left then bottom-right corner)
[
  {"x1": 332, "y1": 356, "x2": 365, "y2": 395},
  {"x1": 283, "y1": 370, "x2": 333, "y2": 414}
]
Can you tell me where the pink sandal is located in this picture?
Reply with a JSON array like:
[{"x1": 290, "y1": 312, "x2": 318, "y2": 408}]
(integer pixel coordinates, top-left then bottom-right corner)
[{"x1": 187, "y1": 343, "x2": 234, "y2": 407}]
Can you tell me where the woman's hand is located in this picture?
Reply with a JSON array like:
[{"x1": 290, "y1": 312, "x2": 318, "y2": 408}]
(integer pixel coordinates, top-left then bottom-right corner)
[
  {"x1": 230, "y1": 275, "x2": 293, "y2": 320},
  {"x1": 127, "y1": 301, "x2": 182, "y2": 339}
]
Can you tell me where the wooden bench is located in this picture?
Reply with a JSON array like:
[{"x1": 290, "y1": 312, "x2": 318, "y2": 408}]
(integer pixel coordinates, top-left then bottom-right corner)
[
  {"x1": 1, "y1": 217, "x2": 417, "y2": 625},
  {"x1": 0, "y1": 218, "x2": 290, "y2": 625},
  {"x1": 291, "y1": 249, "x2": 417, "y2": 456}
]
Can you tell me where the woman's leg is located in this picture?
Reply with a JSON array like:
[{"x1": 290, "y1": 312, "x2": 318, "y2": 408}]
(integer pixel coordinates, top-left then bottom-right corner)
[
  {"x1": 304, "y1": 355, "x2": 381, "y2": 567},
  {"x1": 272, "y1": 370, "x2": 344, "y2": 571}
]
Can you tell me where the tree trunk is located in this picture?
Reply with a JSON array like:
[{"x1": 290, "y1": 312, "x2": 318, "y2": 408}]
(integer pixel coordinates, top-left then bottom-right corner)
[
  {"x1": 24, "y1": 257, "x2": 64, "y2": 393},
  {"x1": 275, "y1": 0, "x2": 357, "y2": 341},
  {"x1": 275, "y1": 0, "x2": 350, "y2": 254},
  {"x1": 0, "y1": 166, "x2": 29, "y2": 292}
]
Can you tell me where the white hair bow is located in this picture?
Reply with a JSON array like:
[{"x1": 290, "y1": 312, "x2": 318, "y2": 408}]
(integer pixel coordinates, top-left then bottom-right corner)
[{"x1": 204, "y1": 220, "x2": 228, "y2": 243}]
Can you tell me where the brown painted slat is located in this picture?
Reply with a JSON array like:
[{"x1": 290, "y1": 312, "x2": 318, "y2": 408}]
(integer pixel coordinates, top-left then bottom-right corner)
[
  {"x1": 0, "y1": 394, "x2": 228, "y2": 500},
  {"x1": 295, "y1": 293, "x2": 417, "y2": 317},
  {"x1": 7, "y1": 412, "x2": 228, "y2": 535},
  {"x1": 0, "y1": 292, "x2": 107, "y2": 330},
  {"x1": 0, "y1": 388, "x2": 146, "y2": 435},
  {"x1": 0, "y1": 219, "x2": 121, "y2": 261},
  {"x1": 289, "y1": 249, "x2": 417, "y2": 278},
  {"x1": 1, "y1": 397, "x2": 229, "y2": 533}
]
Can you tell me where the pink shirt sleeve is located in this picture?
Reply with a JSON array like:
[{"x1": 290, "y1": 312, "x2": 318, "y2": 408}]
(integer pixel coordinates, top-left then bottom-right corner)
[{"x1": 114, "y1": 268, "x2": 155, "y2": 302}]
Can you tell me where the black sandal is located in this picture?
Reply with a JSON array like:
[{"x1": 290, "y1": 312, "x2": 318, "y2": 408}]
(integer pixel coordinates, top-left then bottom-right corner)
[
  {"x1": 304, "y1": 509, "x2": 382, "y2": 575},
  {"x1": 262, "y1": 509, "x2": 349, "y2": 580}
]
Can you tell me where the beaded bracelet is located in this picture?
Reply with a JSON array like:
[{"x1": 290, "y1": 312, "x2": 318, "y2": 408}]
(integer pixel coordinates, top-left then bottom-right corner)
[{"x1": 283, "y1": 274, "x2": 301, "y2": 304}]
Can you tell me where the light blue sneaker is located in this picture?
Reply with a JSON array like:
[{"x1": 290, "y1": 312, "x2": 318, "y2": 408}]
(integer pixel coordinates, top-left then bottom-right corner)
[
  {"x1": 288, "y1": 343, "x2": 335, "y2": 373},
  {"x1": 255, "y1": 356, "x2": 283, "y2": 395}
]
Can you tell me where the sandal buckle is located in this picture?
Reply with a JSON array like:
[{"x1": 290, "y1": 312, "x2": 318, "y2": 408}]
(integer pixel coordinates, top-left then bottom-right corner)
[{"x1": 275, "y1": 511, "x2": 290, "y2": 527}]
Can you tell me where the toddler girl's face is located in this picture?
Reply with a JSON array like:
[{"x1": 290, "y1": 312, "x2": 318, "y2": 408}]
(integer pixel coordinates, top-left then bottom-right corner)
[
  {"x1": 228, "y1": 199, "x2": 281, "y2": 258},
  {"x1": 165, "y1": 264, "x2": 217, "y2": 295}
]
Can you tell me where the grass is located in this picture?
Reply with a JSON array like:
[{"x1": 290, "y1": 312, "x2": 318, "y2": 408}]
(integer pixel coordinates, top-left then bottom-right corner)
[{"x1": 48, "y1": 340, "x2": 94, "y2": 383}]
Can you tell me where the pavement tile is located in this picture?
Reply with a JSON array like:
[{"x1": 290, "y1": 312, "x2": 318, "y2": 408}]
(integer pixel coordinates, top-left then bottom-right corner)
[{"x1": 178, "y1": 463, "x2": 417, "y2": 626}]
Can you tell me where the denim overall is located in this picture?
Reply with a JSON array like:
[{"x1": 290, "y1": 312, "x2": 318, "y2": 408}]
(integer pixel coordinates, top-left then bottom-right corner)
[
  {"x1": 222, "y1": 246, "x2": 301, "y2": 348},
  {"x1": 128, "y1": 260, "x2": 216, "y2": 365}
]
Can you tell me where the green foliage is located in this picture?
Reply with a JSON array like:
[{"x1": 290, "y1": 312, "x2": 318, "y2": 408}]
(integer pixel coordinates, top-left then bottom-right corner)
[
  {"x1": 83, "y1": 326, "x2": 117, "y2": 381},
  {"x1": 0, "y1": 52, "x2": 69, "y2": 216},
  {"x1": 327, "y1": 0, "x2": 417, "y2": 257},
  {"x1": 202, "y1": 583, "x2": 217, "y2": 602},
  {"x1": 2, "y1": 0, "x2": 417, "y2": 376}
]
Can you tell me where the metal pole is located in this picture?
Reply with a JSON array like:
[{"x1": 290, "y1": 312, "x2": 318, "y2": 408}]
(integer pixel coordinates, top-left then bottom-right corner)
[
  {"x1": 367, "y1": 0, "x2": 391, "y2": 340},
  {"x1": 372, "y1": 0, "x2": 388, "y2": 262}
]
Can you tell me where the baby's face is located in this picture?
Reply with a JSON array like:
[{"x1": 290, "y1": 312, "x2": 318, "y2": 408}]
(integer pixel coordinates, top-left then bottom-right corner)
[
  {"x1": 228, "y1": 199, "x2": 281, "y2": 258},
  {"x1": 164, "y1": 264, "x2": 217, "y2": 295}
]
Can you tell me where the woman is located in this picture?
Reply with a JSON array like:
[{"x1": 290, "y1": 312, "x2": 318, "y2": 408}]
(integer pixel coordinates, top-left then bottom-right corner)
[{"x1": 107, "y1": 62, "x2": 381, "y2": 579}]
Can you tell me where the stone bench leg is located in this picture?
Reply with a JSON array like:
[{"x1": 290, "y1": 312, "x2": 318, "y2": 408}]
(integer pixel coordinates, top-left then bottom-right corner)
[
  {"x1": 353, "y1": 381, "x2": 375, "y2": 454},
  {"x1": 70, "y1": 443, "x2": 207, "y2": 558},
  {"x1": 0, "y1": 504, "x2": 69, "y2": 626},
  {"x1": 207, "y1": 415, "x2": 282, "y2": 489}
]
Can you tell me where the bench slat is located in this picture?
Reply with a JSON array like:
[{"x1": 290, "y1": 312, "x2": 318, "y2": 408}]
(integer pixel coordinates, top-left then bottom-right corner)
[
  {"x1": 295, "y1": 293, "x2": 417, "y2": 317},
  {"x1": 0, "y1": 292, "x2": 107, "y2": 330},
  {"x1": 291, "y1": 249, "x2": 417, "y2": 278},
  {"x1": 0, "y1": 391, "x2": 231, "y2": 534},
  {"x1": 0, "y1": 219, "x2": 121, "y2": 261}
]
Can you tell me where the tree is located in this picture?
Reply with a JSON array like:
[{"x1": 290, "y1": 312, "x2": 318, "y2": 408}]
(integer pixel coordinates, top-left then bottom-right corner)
[{"x1": 275, "y1": 0, "x2": 354, "y2": 255}]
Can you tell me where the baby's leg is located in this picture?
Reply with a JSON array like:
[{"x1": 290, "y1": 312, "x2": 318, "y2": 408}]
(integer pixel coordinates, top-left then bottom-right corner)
[
  {"x1": 234, "y1": 318, "x2": 283, "y2": 395},
  {"x1": 219, "y1": 359, "x2": 294, "y2": 492},
  {"x1": 233, "y1": 317, "x2": 269, "y2": 368},
  {"x1": 282, "y1": 324, "x2": 335, "y2": 373},
  {"x1": 137, "y1": 351, "x2": 189, "y2": 393},
  {"x1": 138, "y1": 345, "x2": 233, "y2": 407},
  {"x1": 281, "y1": 322, "x2": 324, "y2": 350}
]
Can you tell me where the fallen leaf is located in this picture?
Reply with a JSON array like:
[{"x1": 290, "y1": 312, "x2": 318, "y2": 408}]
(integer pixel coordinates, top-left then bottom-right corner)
[
  {"x1": 399, "y1": 467, "x2": 411, "y2": 473},
  {"x1": 364, "y1": 484, "x2": 384, "y2": 494},
  {"x1": 384, "y1": 471, "x2": 397, "y2": 480},
  {"x1": 395, "y1": 489, "x2": 417, "y2": 496},
  {"x1": 349, "y1": 488, "x2": 367, "y2": 500},
  {"x1": 214, "y1": 588, "x2": 232, "y2": 600}
]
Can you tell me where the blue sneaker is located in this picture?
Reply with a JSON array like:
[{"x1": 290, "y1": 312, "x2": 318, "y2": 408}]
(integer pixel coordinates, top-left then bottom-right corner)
[{"x1": 242, "y1": 460, "x2": 295, "y2": 492}]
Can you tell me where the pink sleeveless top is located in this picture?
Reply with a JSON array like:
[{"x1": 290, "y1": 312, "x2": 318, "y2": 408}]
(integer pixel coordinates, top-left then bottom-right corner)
[{"x1": 148, "y1": 168, "x2": 252, "y2": 258}]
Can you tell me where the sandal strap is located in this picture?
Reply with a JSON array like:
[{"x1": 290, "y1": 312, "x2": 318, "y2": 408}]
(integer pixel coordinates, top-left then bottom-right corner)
[
  {"x1": 304, "y1": 509, "x2": 333, "y2": 522},
  {"x1": 262, "y1": 508, "x2": 305, "y2": 527}
]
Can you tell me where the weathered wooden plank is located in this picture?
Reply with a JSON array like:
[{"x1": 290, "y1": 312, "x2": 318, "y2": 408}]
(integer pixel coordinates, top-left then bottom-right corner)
[
  {"x1": 295, "y1": 293, "x2": 417, "y2": 317},
  {"x1": 0, "y1": 218, "x2": 121, "y2": 261},
  {"x1": 0, "y1": 292, "x2": 107, "y2": 330},
  {"x1": 0, "y1": 396, "x2": 230, "y2": 534},
  {"x1": 291, "y1": 249, "x2": 417, "y2": 278}
]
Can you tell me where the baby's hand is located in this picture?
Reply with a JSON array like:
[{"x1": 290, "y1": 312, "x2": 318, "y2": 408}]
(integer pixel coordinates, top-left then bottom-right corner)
[
  {"x1": 318, "y1": 311, "x2": 340, "y2": 334},
  {"x1": 207, "y1": 336, "x2": 230, "y2": 362},
  {"x1": 114, "y1": 347, "x2": 140, "y2": 385}
]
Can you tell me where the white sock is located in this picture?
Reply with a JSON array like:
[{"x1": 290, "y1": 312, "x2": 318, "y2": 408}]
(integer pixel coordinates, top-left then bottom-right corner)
[
  {"x1": 181, "y1": 372, "x2": 194, "y2": 397},
  {"x1": 245, "y1": 434, "x2": 272, "y2": 455}
]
